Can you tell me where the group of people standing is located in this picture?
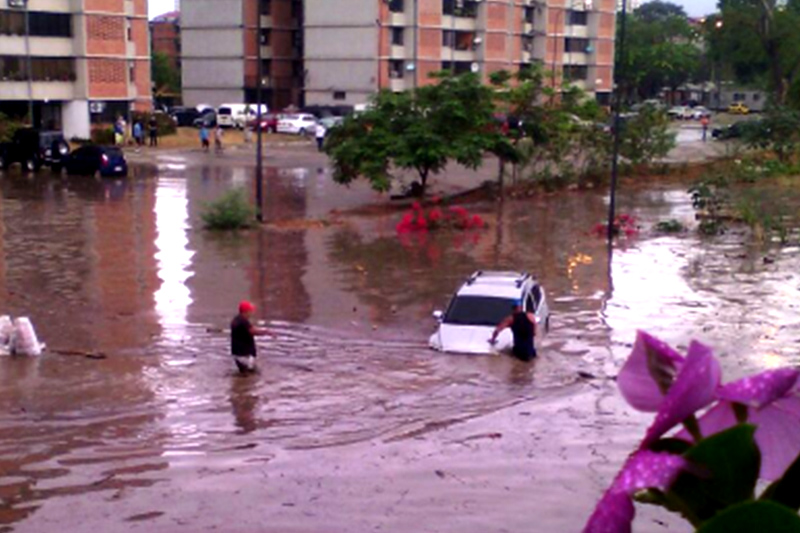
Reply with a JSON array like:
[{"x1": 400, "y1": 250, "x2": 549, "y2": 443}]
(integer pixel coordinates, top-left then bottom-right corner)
[
  {"x1": 199, "y1": 125, "x2": 225, "y2": 154},
  {"x1": 116, "y1": 116, "x2": 159, "y2": 148}
]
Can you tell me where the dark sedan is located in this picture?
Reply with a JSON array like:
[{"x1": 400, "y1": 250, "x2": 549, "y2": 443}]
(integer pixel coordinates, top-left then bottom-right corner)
[{"x1": 65, "y1": 145, "x2": 128, "y2": 177}]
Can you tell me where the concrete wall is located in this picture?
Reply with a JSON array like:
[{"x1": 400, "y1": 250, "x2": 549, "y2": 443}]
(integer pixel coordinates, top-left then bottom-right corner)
[
  {"x1": 181, "y1": 0, "x2": 244, "y2": 108},
  {"x1": 62, "y1": 99, "x2": 90, "y2": 139},
  {"x1": 304, "y1": 0, "x2": 378, "y2": 106}
]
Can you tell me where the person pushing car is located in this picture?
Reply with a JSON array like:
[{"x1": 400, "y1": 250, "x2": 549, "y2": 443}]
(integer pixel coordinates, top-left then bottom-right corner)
[
  {"x1": 490, "y1": 299, "x2": 537, "y2": 361},
  {"x1": 230, "y1": 301, "x2": 276, "y2": 374}
]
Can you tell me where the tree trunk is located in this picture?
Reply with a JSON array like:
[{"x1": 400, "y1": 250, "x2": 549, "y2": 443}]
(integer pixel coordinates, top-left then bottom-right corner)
[
  {"x1": 498, "y1": 157, "x2": 505, "y2": 195},
  {"x1": 418, "y1": 168, "x2": 429, "y2": 196}
]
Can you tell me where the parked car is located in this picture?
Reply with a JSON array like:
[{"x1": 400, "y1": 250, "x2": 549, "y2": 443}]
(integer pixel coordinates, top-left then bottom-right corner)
[
  {"x1": 65, "y1": 145, "x2": 128, "y2": 177},
  {"x1": 317, "y1": 116, "x2": 344, "y2": 130},
  {"x1": 277, "y1": 114, "x2": 318, "y2": 135},
  {"x1": 193, "y1": 110, "x2": 217, "y2": 128},
  {"x1": 248, "y1": 113, "x2": 283, "y2": 133},
  {"x1": 217, "y1": 104, "x2": 269, "y2": 129},
  {"x1": 712, "y1": 121, "x2": 745, "y2": 140},
  {"x1": 667, "y1": 106, "x2": 693, "y2": 120},
  {"x1": 0, "y1": 128, "x2": 70, "y2": 172},
  {"x1": 170, "y1": 107, "x2": 200, "y2": 127},
  {"x1": 690, "y1": 106, "x2": 712, "y2": 120},
  {"x1": 429, "y1": 271, "x2": 550, "y2": 355},
  {"x1": 728, "y1": 102, "x2": 750, "y2": 115}
]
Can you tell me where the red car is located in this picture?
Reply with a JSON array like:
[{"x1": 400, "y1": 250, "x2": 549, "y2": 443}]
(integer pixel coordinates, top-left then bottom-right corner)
[{"x1": 247, "y1": 113, "x2": 282, "y2": 133}]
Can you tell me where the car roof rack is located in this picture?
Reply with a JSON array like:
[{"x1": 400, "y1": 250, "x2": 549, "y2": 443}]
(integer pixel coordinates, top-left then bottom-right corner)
[
  {"x1": 515, "y1": 272, "x2": 531, "y2": 288},
  {"x1": 466, "y1": 271, "x2": 484, "y2": 285}
]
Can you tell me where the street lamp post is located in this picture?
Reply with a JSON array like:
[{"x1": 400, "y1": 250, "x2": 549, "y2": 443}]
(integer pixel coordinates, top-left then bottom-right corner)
[
  {"x1": 255, "y1": 0, "x2": 265, "y2": 223},
  {"x1": 608, "y1": 0, "x2": 628, "y2": 243}
]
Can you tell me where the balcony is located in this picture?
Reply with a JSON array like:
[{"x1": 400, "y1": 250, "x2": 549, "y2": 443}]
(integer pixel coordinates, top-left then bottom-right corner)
[
  {"x1": 0, "y1": 81, "x2": 76, "y2": 100},
  {"x1": 390, "y1": 78, "x2": 405, "y2": 92},
  {"x1": 260, "y1": 45, "x2": 274, "y2": 58},
  {"x1": 563, "y1": 52, "x2": 588, "y2": 65},
  {"x1": 390, "y1": 45, "x2": 405, "y2": 59}
]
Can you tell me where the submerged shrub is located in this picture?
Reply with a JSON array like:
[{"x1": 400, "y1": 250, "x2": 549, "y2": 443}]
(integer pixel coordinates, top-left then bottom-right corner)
[
  {"x1": 201, "y1": 189, "x2": 255, "y2": 230},
  {"x1": 655, "y1": 219, "x2": 685, "y2": 233}
]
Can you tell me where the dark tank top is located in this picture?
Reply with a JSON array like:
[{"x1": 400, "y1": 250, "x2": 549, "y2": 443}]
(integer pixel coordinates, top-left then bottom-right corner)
[{"x1": 511, "y1": 311, "x2": 535, "y2": 361}]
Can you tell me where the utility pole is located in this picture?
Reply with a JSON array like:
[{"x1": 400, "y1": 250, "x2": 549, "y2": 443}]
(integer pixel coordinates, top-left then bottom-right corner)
[
  {"x1": 22, "y1": 0, "x2": 34, "y2": 125},
  {"x1": 255, "y1": 0, "x2": 265, "y2": 223},
  {"x1": 608, "y1": 0, "x2": 627, "y2": 243},
  {"x1": 413, "y1": 0, "x2": 419, "y2": 88}
]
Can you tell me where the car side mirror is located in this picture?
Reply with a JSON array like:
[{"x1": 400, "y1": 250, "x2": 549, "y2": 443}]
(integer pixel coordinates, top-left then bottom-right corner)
[{"x1": 432, "y1": 310, "x2": 443, "y2": 321}]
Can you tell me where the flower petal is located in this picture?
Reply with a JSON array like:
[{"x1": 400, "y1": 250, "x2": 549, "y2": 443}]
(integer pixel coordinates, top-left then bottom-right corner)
[
  {"x1": 676, "y1": 401, "x2": 739, "y2": 442},
  {"x1": 642, "y1": 341, "x2": 721, "y2": 447},
  {"x1": 618, "y1": 331, "x2": 685, "y2": 412},
  {"x1": 583, "y1": 490, "x2": 634, "y2": 533},
  {"x1": 751, "y1": 396, "x2": 800, "y2": 480},
  {"x1": 584, "y1": 451, "x2": 687, "y2": 533},
  {"x1": 718, "y1": 368, "x2": 800, "y2": 409}
]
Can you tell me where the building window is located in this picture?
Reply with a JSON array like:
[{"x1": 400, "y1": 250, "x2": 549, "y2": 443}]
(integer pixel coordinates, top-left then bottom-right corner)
[
  {"x1": 391, "y1": 27, "x2": 404, "y2": 46},
  {"x1": 291, "y1": 0, "x2": 301, "y2": 18},
  {"x1": 389, "y1": 0, "x2": 404, "y2": 13},
  {"x1": 1, "y1": 11, "x2": 72, "y2": 37},
  {"x1": 389, "y1": 60, "x2": 404, "y2": 79},
  {"x1": 524, "y1": 6, "x2": 535, "y2": 24},
  {"x1": 564, "y1": 37, "x2": 589, "y2": 53},
  {"x1": 333, "y1": 91, "x2": 346, "y2": 101},
  {"x1": 260, "y1": 0, "x2": 271, "y2": 15},
  {"x1": 442, "y1": 30, "x2": 454, "y2": 48},
  {"x1": 442, "y1": 0, "x2": 454, "y2": 15},
  {"x1": 596, "y1": 92, "x2": 611, "y2": 106},
  {"x1": 563, "y1": 64, "x2": 588, "y2": 81},
  {"x1": 0, "y1": 56, "x2": 76, "y2": 81},
  {"x1": 260, "y1": 28, "x2": 270, "y2": 45},
  {"x1": 129, "y1": 61, "x2": 135, "y2": 82},
  {"x1": 261, "y1": 59, "x2": 272, "y2": 75},
  {"x1": 752, "y1": 93, "x2": 761, "y2": 102},
  {"x1": 567, "y1": 10, "x2": 588, "y2": 26},
  {"x1": 126, "y1": 19, "x2": 132, "y2": 41},
  {"x1": 522, "y1": 35, "x2": 534, "y2": 53}
]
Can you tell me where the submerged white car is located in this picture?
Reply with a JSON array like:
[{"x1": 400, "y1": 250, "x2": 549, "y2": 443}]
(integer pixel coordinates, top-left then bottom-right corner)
[{"x1": 429, "y1": 271, "x2": 551, "y2": 355}]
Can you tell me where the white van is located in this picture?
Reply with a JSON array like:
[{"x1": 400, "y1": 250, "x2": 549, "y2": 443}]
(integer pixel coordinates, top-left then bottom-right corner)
[{"x1": 217, "y1": 104, "x2": 269, "y2": 129}]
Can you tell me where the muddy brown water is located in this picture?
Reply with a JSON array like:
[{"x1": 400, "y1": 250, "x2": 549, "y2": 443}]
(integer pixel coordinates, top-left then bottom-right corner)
[{"x1": 0, "y1": 157, "x2": 799, "y2": 532}]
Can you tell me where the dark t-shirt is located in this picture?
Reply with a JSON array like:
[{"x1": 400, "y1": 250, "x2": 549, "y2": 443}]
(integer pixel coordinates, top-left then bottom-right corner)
[{"x1": 231, "y1": 315, "x2": 256, "y2": 357}]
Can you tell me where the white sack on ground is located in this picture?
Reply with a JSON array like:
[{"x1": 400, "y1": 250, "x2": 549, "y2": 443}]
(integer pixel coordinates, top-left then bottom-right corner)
[{"x1": 11, "y1": 317, "x2": 44, "y2": 356}]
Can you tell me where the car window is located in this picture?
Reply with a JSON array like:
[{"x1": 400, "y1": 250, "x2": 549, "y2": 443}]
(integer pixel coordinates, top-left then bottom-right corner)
[
  {"x1": 218, "y1": 107, "x2": 232, "y2": 115},
  {"x1": 532, "y1": 284, "x2": 542, "y2": 306},
  {"x1": 444, "y1": 296, "x2": 515, "y2": 327},
  {"x1": 105, "y1": 148, "x2": 123, "y2": 157}
]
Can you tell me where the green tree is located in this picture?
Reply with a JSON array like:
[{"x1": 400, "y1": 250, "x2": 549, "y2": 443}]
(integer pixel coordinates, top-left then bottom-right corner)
[
  {"x1": 713, "y1": 0, "x2": 800, "y2": 105},
  {"x1": 616, "y1": 1, "x2": 701, "y2": 101},
  {"x1": 325, "y1": 73, "x2": 514, "y2": 195},
  {"x1": 151, "y1": 51, "x2": 181, "y2": 95},
  {"x1": 619, "y1": 106, "x2": 676, "y2": 166}
]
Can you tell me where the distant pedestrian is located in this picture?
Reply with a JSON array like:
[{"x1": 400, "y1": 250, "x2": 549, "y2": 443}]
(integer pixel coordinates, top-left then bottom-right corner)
[
  {"x1": 148, "y1": 116, "x2": 158, "y2": 147},
  {"x1": 701, "y1": 116, "x2": 710, "y2": 142},
  {"x1": 214, "y1": 125, "x2": 224, "y2": 154},
  {"x1": 315, "y1": 123, "x2": 327, "y2": 152},
  {"x1": 230, "y1": 301, "x2": 276, "y2": 374},
  {"x1": 132, "y1": 121, "x2": 144, "y2": 148},
  {"x1": 114, "y1": 116, "x2": 125, "y2": 146},
  {"x1": 200, "y1": 125, "x2": 210, "y2": 152}
]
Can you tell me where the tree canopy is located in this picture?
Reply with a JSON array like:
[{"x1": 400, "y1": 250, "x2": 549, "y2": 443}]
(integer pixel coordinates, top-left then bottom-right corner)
[
  {"x1": 325, "y1": 73, "x2": 515, "y2": 195},
  {"x1": 151, "y1": 52, "x2": 181, "y2": 96},
  {"x1": 711, "y1": 0, "x2": 800, "y2": 106},
  {"x1": 616, "y1": 1, "x2": 701, "y2": 101}
]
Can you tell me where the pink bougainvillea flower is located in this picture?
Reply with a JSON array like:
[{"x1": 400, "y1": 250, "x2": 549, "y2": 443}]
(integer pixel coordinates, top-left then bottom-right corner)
[
  {"x1": 618, "y1": 331, "x2": 685, "y2": 412},
  {"x1": 584, "y1": 451, "x2": 688, "y2": 533},
  {"x1": 414, "y1": 215, "x2": 428, "y2": 230},
  {"x1": 470, "y1": 214, "x2": 484, "y2": 228},
  {"x1": 431, "y1": 196, "x2": 442, "y2": 204},
  {"x1": 680, "y1": 368, "x2": 800, "y2": 480},
  {"x1": 411, "y1": 201, "x2": 422, "y2": 211},
  {"x1": 641, "y1": 341, "x2": 721, "y2": 447},
  {"x1": 428, "y1": 207, "x2": 443, "y2": 223}
]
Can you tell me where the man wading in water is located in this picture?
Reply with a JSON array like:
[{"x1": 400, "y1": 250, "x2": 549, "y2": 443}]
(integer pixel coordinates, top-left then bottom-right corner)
[
  {"x1": 490, "y1": 300, "x2": 537, "y2": 361},
  {"x1": 231, "y1": 301, "x2": 276, "y2": 374}
]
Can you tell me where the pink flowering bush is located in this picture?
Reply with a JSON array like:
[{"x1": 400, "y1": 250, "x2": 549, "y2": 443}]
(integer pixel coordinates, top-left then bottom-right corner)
[
  {"x1": 585, "y1": 331, "x2": 800, "y2": 533},
  {"x1": 593, "y1": 213, "x2": 639, "y2": 238},
  {"x1": 396, "y1": 201, "x2": 487, "y2": 234}
]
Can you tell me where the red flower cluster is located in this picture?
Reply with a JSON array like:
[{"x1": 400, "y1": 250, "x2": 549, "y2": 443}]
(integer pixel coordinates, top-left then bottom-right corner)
[
  {"x1": 593, "y1": 213, "x2": 639, "y2": 238},
  {"x1": 396, "y1": 202, "x2": 486, "y2": 234}
]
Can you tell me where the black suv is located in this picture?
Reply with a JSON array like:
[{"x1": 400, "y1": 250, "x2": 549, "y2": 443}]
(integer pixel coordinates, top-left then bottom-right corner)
[{"x1": 0, "y1": 128, "x2": 71, "y2": 172}]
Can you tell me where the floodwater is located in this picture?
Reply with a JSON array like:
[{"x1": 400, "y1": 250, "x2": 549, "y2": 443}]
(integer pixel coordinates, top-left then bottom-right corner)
[{"x1": 0, "y1": 155, "x2": 799, "y2": 533}]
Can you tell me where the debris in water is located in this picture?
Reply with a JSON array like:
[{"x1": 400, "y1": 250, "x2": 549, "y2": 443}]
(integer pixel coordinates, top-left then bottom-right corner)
[{"x1": 8, "y1": 317, "x2": 45, "y2": 356}]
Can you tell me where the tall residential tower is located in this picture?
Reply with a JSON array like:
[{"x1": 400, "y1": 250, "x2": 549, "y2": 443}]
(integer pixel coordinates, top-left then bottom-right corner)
[{"x1": 0, "y1": 0, "x2": 152, "y2": 138}]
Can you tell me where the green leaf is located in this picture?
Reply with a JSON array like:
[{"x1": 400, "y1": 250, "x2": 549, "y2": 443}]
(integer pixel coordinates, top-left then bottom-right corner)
[
  {"x1": 762, "y1": 452, "x2": 800, "y2": 511},
  {"x1": 665, "y1": 424, "x2": 760, "y2": 525},
  {"x1": 697, "y1": 500, "x2": 800, "y2": 533}
]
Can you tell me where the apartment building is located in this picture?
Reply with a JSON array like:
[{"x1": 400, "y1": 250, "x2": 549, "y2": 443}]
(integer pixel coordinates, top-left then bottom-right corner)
[
  {"x1": 617, "y1": 0, "x2": 642, "y2": 11},
  {"x1": 0, "y1": 0, "x2": 151, "y2": 139},
  {"x1": 150, "y1": 10, "x2": 180, "y2": 71},
  {"x1": 304, "y1": 0, "x2": 616, "y2": 107},
  {"x1": 181, "y1": 0, "x2": 304, "y2": 110}
]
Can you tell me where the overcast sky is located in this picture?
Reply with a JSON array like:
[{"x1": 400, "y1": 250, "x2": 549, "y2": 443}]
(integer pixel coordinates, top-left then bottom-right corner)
[{"x1": 148, "y1": 0, "x2": 719, "y2": 19}]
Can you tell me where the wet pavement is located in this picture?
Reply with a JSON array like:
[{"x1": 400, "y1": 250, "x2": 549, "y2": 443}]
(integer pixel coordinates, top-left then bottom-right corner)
[{"x1": 0, "y1": 152, "x2": 799, "y2": 532}]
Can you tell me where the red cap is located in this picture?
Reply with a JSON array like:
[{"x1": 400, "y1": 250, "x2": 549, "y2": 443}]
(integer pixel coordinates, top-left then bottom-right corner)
[{"x1": 239, "y1": 301, "x2": 255, "y2": 314}]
